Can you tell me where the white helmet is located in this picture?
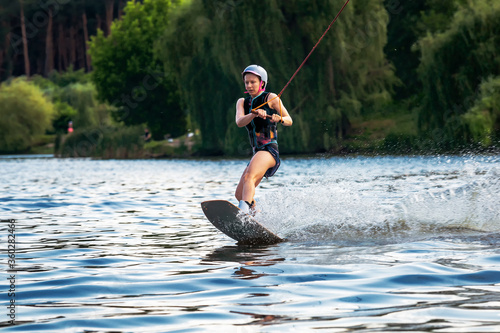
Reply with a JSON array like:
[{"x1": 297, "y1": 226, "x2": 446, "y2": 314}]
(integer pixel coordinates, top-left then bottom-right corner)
[{"x1": 242, "y1": 64, "x2": 268, "y2": 90}]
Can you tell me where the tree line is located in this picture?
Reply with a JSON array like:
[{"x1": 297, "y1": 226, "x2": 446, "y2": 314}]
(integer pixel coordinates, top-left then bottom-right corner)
[
  {"x1": 0, "y1": 0, "x2": 123, "y2": 80},
  {"x1": 0, "y1": 0, "x2": 499, "y2": 156},
  {"x1": 157, "y1": 0, "x2": 499, "y2": 154}
]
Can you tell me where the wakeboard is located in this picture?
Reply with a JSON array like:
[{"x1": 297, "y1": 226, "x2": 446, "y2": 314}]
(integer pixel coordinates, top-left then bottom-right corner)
[{"x1": 201, "y1": 200, "x2": 283, "y2": 245}]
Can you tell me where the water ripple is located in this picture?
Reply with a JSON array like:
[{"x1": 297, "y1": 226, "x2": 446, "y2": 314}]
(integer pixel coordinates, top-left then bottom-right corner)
[{"x1": 1, "y1": 155, "x2": 499, "y2": 332}]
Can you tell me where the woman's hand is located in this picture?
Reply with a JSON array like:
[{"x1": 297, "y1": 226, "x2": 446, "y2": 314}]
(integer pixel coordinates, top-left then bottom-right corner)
[
  {"x1": 253, "y1": 108, "x2": 268, "y2": 119},
  {"x1": 270, "y1": 114, "x2": 283, "y2": 123}
]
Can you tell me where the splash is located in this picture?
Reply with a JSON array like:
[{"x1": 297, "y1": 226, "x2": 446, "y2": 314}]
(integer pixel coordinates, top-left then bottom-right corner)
[
  {"x1": 254, "y1": 158, "x2": 500, "y2": 244},
  {"x1": 401, "y1": 166, "x2": 500, "y2": 233}
]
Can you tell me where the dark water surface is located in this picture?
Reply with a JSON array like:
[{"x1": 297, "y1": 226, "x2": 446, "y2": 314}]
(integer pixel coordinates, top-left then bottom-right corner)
[{"x1": 1, "y1": 155, "x2": 500, "y2": 332}]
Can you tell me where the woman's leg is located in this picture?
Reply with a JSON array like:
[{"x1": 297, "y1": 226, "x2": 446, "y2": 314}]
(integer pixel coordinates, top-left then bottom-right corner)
[
  {"x1": 235, "y1": 166, "x2": 248, "y2": 202},
  {"x1": 235, "y1": 150, "x2": 276, "y2": 204}
]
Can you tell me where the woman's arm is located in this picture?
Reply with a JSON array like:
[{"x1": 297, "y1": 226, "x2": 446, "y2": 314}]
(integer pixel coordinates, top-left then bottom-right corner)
[
  {"x1": 235, "y1": 98, "x2": 267, "y2": 127},
  {"x1": 268, "y1": 93, "x2": 293, "y2": 126},
  {"x1": 235, "y1": 98, "x2": 253, "y2": 127}
]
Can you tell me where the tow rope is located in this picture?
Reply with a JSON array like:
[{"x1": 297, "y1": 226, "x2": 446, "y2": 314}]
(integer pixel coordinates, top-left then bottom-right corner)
[{"x1": 251, "y1": 0, "x2": 351, "y2": 122}]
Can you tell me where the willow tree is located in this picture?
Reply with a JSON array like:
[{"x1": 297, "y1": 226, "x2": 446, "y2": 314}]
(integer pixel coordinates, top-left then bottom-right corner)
[
  {"x1": 160, "y1": 0, "x2": 397, "y2": 155},
  {"x1": 416, "y1": 0, "x2": 500, "y2": 149},
  {"x1": 89, "y1": 0, "x2": 186, "y2": 139},
  {"x1": 0, "y1": 78, "x2": 55, "y2": 152},
  {"x1": 461, "y1": 76, "x2": 500, "y2": 147},
  {"x1": 383, "y1": 0, "x2": 460, "y2": 101}
]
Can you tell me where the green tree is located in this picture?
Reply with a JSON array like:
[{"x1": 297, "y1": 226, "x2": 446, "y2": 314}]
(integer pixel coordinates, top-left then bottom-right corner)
[
  {"x1": 160, "y1": 0, "x2": 398, "y2": 154},
  {"x1": 89, "y1": 0, "x2": 186, "y2": 140},
  {"x1": 416, "y1": 0, "x2": 500, "y2": 149},
  {"x1": 52, "y1": 100, "x2": 77, "y2": 133},
  {"x1": 58, "y1": 82, "x2": 98, "y2": 129},
  {"x1": 0, "y1": 77, "x2": 55, "y2": 153},
  {"x1": 384, "y1": 0, "x2": 461, "y2": 101},
  {"x1": 32, "y1": 69, "x2": 110, "y2": 132},
  {"x1": 0, "y1": 0, "x2": 126, "y2": 80},
  {"x1": 462, "y1": 76, "x2": 500, "y2": 147}
]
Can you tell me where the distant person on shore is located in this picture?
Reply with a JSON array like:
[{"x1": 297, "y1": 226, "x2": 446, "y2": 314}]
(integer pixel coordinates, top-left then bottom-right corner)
[
  {"x1": 144, "y1": 128, "x2": 152, "y2": 142},
  {"x1": 235, "y1": 64, "x2": 293, "y2": 214},
  {"x1": 67, "y1": 121, "x2": 73, "y2": 134}
]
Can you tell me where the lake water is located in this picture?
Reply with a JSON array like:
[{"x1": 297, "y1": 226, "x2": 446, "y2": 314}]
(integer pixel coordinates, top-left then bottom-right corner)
[{"x1": 1, "y1": 154, "x2": 500, "y2": 332}]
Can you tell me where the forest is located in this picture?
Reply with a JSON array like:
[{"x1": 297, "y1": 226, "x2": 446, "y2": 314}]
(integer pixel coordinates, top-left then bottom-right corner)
[{"x1": 0, "y1": 0, "x2": 499, "y2": 157}]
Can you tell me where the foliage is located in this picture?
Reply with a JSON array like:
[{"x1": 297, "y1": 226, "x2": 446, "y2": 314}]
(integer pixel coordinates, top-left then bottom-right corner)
[
  {"x1": 160, "y1": 0, "x2": 398, "y2": 155},
  {"x1": 0, "y1": 0, "x2": 124, "y2": 80},
  {"x1": 415, "y1": 0, "x2": 500, "y2": 149},
  {"x1": 89, "y1": 0, "x2": 186, "y2": 140},
  {"x1": 60, "y1": 125, "x2": 145, "y2": 158},
  {"x1": 0, "y1": 77, "x2": 55, "y2": 153},
  {"x1": 417, "y1": 0, "x2": 464, "y2": 34},
  {"x1": 2, "y1": 0, "x2": 499, "y2": 156},
  {"x1": 52, "y1": 101, "x2": 78, "y2": 133},
  {"x1": 384, "y1": 0, "x2": 464, "y2": 101},
  {"x1": 462, "y1": 76, "x2": 500, "y2": 147},
  {"x1": 47, "y1": 67, "x2": 91, "y2": 87},
  {"x1": 32, "y1": 71, "x2": 112, "y2": 133},
  {"x1": 58, "y1": 83, "x2": 98, "y2": 128}
]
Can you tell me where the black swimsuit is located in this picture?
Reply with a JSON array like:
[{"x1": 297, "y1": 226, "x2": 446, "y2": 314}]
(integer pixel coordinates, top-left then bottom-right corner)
[{"x1": 243, "y1": 92, "x2": 281, "y2": 177}]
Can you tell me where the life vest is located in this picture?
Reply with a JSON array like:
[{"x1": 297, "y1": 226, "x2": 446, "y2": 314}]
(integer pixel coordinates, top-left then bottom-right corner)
[{"x1": 243, "y1": 92, "x2": 278, "y2": 149}]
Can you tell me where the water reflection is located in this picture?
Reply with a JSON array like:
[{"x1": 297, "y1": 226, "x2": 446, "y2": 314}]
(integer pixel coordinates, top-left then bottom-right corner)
[{"x1": 203, "y1": 245, "x2": 285, "y2": 280}]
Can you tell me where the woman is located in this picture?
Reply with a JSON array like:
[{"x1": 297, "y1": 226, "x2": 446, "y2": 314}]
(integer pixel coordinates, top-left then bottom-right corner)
[{"x1": 235, "y1": 64, "x2": 293, "y2": 214}]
